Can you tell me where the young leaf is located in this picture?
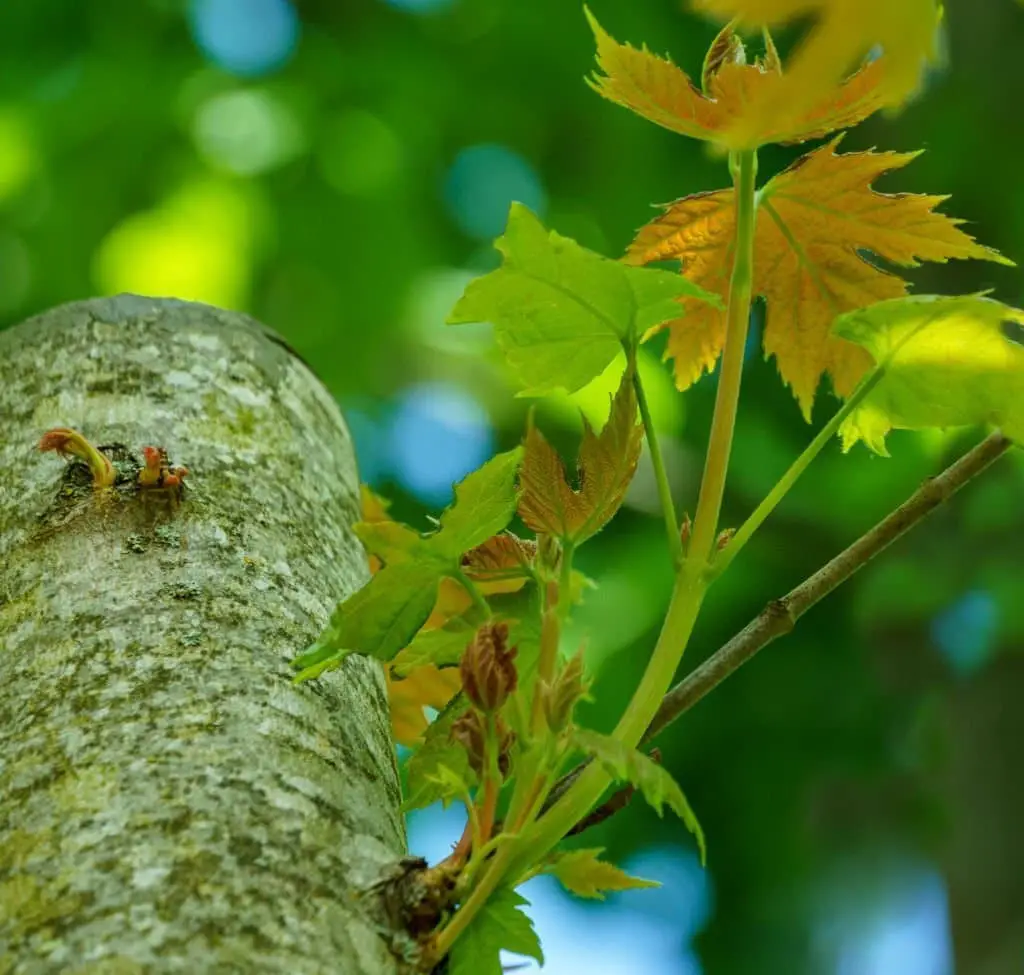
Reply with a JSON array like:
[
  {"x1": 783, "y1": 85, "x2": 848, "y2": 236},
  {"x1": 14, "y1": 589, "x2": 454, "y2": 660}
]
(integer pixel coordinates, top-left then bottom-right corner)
[
  {"x1": 832, "y1": 294, "x2": 1024, "y2": 454},
  {"x1": 387, "y1": 664, "x2": 462, "y2": 746},
  {"x1": 574, "y1": 728, "x2": 706, "y2": 864},
  {"x1": 690, "y1": 0, "x2": 941, "y2": 148},
  {"x1": 404, "y1": 697, "x2": 475, "y2": 811},
  {"x1": 436, "y1": 447, "x2": 525, "y2": 556},
  {"x1": 627, "y1": 137, "x2": 1012, "y2": 418},
  {"x1": 461, "y1": 533, "x2": 537, "y2": 584},
  {"x1": 296, "y1": 449, "x2": 523, "y2": 675},
  {"x1": 391, "y1": 610, "x2": 483, "y2": 677},
  {"x1": 447, "y1": 203, "x2": 720, "y2": 395},
  {"x1": 292, "y1": 561, "x2": 440, "y2": 679},
  {"x1": 587, "y1": 8, "x2": 887, "y2": 149},
  {"x1": 543, "y1": 847, "x2": 659, "y2": 899},
  {"x1": 448, "y1": 887, "x2": 544, "y2": 975},
  {"x1": 518, "y1": 371, "x2": 643, "y2": 544}
]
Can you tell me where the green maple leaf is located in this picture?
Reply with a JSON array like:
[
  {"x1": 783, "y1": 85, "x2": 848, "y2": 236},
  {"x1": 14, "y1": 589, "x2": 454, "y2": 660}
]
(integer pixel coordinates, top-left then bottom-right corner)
[
  {"x1": 574, "y1": 728, "x2": 706, "y2": 864},
  {"x1": 291, "y1": 448, "x2": 522, "y2": 681},
  {"x1": 833, "y1": 294, "x2": 1024, "y2": 454},
  {"x1": 518, "y1": 371, "x2": 643, "y2": 545},
  {"x1": 448, "y1": 203, "x2": 721, "y2": 395},
  {"x1": 543, "y1": 847, "x2": 659, "y2": 900},
  {"x1": 448, "y1": 887, "x2": 544, "y2": 975}
]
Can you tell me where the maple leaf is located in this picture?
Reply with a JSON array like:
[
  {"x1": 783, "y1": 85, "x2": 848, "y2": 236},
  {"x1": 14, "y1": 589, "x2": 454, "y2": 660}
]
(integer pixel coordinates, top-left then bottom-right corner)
[
  {"x1": 448, "y1": 888, "x2": 544, "y2": 975},
  {"x1": 689, "y1": 0, "x2": 942, "y2": 148},
  {"x1": 292, "y1": 451, "x2": 521, "y2": 710},
  {"x1": 586, "y1": 8, "x2": 889, "y2": 150},
  {"x1": 832, "y1": 294, "x2": 1024, "y2": 454},
  {"x1": 518, "y1": 371, "x2": 643, "y2": 545},
  {"x1": 387, "y1": 664, "x2": 462, "y2": 746},
  {"x1": 543, "y1": 847, "x2": 659, "y2": 900},
  {"x1": 574, "y1": 728, "x2": 706, "y2": 864},
  {"x1": 627, "y1": 137, "x2": 1012, "y2": 418},
  {"x1": 448, "y1": 202, "x2": 720, "y2": 395}
]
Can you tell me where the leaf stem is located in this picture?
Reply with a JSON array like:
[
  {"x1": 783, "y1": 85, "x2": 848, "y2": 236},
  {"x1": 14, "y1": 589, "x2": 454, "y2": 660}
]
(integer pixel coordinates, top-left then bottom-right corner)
[
  {"x1": 452, "y1": 568, "x2": 492, "y2": 619},
  {"x1": 709, "y1": 364, "x2": 887, "y2": 580},
  {"x1": 687, "y1": 149, "x2": 759, "y2": 565},
  {"x1": 632, "y1": 363, "x2": 684, "y2": 569},
  {"x1": 492, "y1": 148, "x2": 762, "y2": 886}
]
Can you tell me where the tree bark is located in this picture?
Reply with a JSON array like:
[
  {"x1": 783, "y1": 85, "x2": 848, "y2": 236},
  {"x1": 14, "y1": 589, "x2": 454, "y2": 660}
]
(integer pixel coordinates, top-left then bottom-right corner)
[{"x1": 0, "y1": 296, "x2": 404, "y2": 974}]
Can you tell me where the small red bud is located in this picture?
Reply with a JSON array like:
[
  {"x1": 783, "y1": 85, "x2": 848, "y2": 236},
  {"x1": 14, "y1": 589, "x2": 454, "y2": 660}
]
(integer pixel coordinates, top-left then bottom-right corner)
[
  {"x1": 460, "y1": 621, "x2": 518, "y2": 714},
  {"x1": 715, "y1": 528, "x2": 735, "y2": 552}
]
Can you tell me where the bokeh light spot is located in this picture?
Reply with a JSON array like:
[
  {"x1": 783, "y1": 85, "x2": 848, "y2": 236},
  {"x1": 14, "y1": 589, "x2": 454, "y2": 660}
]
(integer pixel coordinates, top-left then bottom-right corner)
[
  {"x1": 930, "y1": 589, "x2": 999, "y2": 676},
  {"x1": 189, "y1": 0, "x2": 299, "y2": 77},
  {"x1": 815, "y1": 860, "x2": 953, "y2": 975},
  {"x1": 0, "y1": 110, "x2": 35, "y2": 202},
  {"x1": 94, "y1": 179, "x2": 261, "y2": 309},
  {"x1": 444, "y1": 143, "x2": 546, "y2": 240},
  {"x1": 388, "y1": 382, "x2": 494, "y2": 506},
  {"x1": 193, "y1": 89, "x2": 305, "y2": 175},
  {"x1": 318, "y1": 110, "x2": 402, "y2": 197}
]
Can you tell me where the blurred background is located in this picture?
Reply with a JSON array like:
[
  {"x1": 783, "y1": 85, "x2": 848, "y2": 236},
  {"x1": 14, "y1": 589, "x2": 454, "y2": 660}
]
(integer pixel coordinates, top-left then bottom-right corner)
[{"x1": 2, "y1": 0, "x2": 1023, "y2": 972}]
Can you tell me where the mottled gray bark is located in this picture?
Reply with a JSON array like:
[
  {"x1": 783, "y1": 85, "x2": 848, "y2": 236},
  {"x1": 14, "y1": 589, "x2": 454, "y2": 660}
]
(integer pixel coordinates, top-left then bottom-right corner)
[{"x1": 0, "y1": 296, "x2": 405, "y2": 974}]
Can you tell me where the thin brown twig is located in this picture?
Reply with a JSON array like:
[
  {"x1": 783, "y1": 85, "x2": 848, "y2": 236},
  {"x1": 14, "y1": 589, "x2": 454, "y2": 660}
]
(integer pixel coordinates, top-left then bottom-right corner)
[
  {"x1": 644, "y1": 431, "x2": 1012, "y2": 742},
  {"x1": 543, "y1": 431, "x2": 1012, "y2": 814}
]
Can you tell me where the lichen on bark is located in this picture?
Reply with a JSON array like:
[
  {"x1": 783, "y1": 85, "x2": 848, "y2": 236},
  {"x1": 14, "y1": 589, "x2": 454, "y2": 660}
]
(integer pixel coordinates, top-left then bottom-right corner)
[{"x1": 0, "y1": 295, "x2": 405, "y2": 974}]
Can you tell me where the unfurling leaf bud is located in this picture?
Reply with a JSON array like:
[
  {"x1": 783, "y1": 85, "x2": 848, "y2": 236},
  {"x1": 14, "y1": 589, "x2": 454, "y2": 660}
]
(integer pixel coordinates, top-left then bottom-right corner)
[
  {"x1": 460, "y1": 621, "x2": 518, "y2": 713},
  {"x1": 715, "y1": 527, "x2": 735, "y2": 552},
  {"x1": 541, "y1": 650, "x2": 591, "y2": 733},
  {"x1": 679, "y1": 512, "x2": 692, "y2": 551},
  {"x1": 450, "y1": 711, "x2": 515, "y2": 777}
]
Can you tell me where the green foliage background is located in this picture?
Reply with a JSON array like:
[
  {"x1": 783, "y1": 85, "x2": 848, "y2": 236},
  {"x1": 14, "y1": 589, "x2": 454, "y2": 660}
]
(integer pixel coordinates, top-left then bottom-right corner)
[{"x1": 2, "y1": 0, "x2": 1022, "y2": 970}]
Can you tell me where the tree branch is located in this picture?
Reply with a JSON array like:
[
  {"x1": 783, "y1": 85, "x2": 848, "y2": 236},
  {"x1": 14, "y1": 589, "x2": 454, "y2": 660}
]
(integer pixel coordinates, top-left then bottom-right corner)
[
  {"x1": 643, "y1": 430, "x2": 1013, "y2": 742},
  {"x1": 543, "y1": 431, "x2": 1012, "y2": 814}
]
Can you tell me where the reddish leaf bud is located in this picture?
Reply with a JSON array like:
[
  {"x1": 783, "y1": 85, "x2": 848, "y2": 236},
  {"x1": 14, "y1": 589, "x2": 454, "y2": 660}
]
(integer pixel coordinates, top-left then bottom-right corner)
[
  {"x1": 460, "y1": 621, "x2": 518, "y2": 714},
  {"x1": 450, "y1": 711, "x2": 515, "y2": 778},
  {"x1": 541, "y1": 650, "x2": 591, "y2": 733},
  {"x1": 715, "y1": 527, "x2": 735, "y2": 552}
]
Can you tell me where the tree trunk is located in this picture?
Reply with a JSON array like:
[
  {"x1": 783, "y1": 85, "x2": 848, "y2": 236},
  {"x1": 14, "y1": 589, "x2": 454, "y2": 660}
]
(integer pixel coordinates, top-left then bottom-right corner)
[{"x1": 0, "y1": 296, "x2": 405, "y2": 974}]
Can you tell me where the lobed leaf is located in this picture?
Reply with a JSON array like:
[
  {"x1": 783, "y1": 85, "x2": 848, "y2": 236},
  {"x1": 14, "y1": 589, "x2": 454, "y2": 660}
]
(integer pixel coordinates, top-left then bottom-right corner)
[
  {"x1": 542, "y1": 847, "x2": 659, "y2": 899},
  {"x1": 518, "y1": 371, "x2": 643, "y2": 544},
  {"x1": 574, "y1": 728, "x2": 706, "y2": 864},
  {"x1": 832, "y1": 294, "x2": 1024, "y2": 454},
  {"x1": 447, "y1": 203, "x2": 719, "y2": 395},
  {"x1": 587, "y1": 7, "x2": 888, "y2": 150},
  {"x1": 690, "y1": 0, "x2": 942, "y2": 148},
  {"x1": 436, "y1": 448, "x2": 525, "y2": 557},
  {"x1": 627, "y1": 138, "x2": 1011, "y2": 418},
  {"x1": 448, "y1": 888, "x2": 544, "y2": 975}
]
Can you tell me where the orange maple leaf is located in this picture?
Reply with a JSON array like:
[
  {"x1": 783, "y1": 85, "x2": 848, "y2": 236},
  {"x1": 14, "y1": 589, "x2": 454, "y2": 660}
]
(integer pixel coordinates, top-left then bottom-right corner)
[
  {"x1": 626, "y1": 138, "x2": 1012, "y2": 417},
  {"x1": 586, "y1": 8, "x2": 888, "y2": 150},
  {"x1": 690, "y1": 0, "x2": 942, "y2": 149}
]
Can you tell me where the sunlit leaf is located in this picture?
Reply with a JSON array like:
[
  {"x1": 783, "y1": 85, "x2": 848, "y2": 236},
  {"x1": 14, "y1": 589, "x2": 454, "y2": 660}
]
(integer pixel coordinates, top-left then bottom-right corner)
[
  {"x1": 627, "y1": 138, "x2": 1011, "y2": 418},
  {"x1": 448, "y1": 888, "x2": 544, "y2": 975},
  {"x1": 690, "y1": 0, "x2": 942, "y2": 148},
  {"x1": 388, "y1": 665, "x2": 463, "y2": 746},
  {"x1": 436, "y1": 447, "x2": 525, "y2": 556},
  {"x1": 587, "y1": 8, "x2": 889, "y2": 149},
  {"x1": 542, "y1": 847, "x2": 659, "y2": 899},
  {"x1": 574, "y1": 728, "x2": 706, "y2": 864},
  {"x1": 833, "y1": 294, "x2": 1024, "y2": 454},
  {"x1": 518, "y1": 371, "x2": 643, "y2": 544},
  {"x1": 448, "y1": 203, "x2": 720, "y2": 395}
]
